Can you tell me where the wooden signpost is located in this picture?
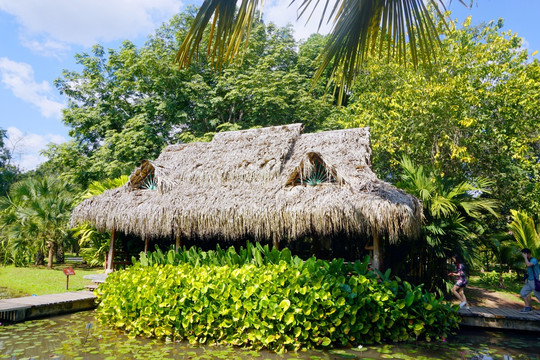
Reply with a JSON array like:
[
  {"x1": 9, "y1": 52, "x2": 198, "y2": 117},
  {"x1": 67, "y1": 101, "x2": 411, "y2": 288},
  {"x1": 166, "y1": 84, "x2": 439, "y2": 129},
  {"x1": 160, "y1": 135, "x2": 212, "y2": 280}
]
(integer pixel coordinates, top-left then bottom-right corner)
[{"x1": 63, "y1": 267, "x2": 75, "y2": 290}]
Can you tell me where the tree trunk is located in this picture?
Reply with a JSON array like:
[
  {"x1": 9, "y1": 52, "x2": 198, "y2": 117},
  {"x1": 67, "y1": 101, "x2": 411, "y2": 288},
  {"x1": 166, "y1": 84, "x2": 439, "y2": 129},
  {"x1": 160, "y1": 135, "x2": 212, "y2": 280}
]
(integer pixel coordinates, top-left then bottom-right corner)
[
  {"x1": 56, "y1": 244, "x2": 65, "y2": 264},
  {"x1": 34, "y1": 251, "x2": 45, "y2": 266},
  {"x1": 106, "y1": 229, "x2": 116, "y2": 273},
  {"x1": 47, "y1": 241, "x2": 55, "y2": 269},
  {"x1": 372, "y1": 231, "x2": 381, "y2": 271}
]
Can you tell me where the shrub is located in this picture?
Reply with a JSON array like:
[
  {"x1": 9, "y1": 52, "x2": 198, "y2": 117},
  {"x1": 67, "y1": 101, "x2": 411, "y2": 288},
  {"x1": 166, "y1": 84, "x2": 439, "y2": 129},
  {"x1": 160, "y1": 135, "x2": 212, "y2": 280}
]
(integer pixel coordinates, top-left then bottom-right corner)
[
  {"x1": 478, "y1": 271, "x2": 517, "y2": 287},
  {"x1": 133, "y1": 242, "x2": 301, "y2": 268},
  {"x1": 97, "y1": 253, "x2": 459, "y2": 352}
]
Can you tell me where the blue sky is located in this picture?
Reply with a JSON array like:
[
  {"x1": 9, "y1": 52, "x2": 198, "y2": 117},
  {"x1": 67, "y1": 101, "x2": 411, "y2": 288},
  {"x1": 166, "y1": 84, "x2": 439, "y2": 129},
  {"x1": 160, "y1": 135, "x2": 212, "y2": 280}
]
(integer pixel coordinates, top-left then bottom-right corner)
[{"x1": 0, "y1": 0, "x2": 538, "y2": 171}]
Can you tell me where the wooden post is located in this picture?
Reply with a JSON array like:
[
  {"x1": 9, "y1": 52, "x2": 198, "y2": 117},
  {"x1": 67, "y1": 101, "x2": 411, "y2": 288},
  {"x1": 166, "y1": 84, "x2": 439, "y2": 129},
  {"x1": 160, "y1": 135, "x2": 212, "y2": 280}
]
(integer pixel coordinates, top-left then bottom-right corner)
[
  {"x1": 106, "y1": 228, "x2": 116, "y2": 273},
  {"x1": 372, "y1": 231, "x2": 382, "y2": 271},
  {"x1": 144, "y1": 235, "x2": 149, "y2": 254},
  {"x1": 175, "y1": 234, "x2": 181, "y2": 252},
  {"x1": 272, "y1": 237, "x2": 280, "y2": 250}
]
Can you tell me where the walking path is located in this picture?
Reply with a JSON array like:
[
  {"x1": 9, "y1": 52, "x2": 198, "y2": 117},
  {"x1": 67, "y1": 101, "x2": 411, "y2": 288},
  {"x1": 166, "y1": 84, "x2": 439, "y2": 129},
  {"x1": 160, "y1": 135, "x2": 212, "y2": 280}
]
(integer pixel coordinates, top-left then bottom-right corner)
[
  {"x1": 459, "y1": 306, "x2": 540, "y2": 332},
  {"x1": 0, "y1": 291, "x2": 96, "y2": 322}
]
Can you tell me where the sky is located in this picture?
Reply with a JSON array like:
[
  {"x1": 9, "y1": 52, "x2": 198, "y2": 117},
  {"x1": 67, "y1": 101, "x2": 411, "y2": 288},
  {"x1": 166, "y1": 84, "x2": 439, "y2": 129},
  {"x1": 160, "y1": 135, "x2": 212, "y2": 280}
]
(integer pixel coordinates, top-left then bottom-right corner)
[{"x1": 0, "y1": 0, "x2": 538, "y2": 171}]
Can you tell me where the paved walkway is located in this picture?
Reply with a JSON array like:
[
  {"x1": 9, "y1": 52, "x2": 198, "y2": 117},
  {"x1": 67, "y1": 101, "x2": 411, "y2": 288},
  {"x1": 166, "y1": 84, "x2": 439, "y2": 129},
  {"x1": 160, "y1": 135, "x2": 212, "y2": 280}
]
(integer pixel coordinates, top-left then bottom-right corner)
[
  {"x1": 0, "y1": 291, "x2": 96, "y2": 322},
  {"x1": 459, "y1": 306, "x2": 540, "y2": 331}
]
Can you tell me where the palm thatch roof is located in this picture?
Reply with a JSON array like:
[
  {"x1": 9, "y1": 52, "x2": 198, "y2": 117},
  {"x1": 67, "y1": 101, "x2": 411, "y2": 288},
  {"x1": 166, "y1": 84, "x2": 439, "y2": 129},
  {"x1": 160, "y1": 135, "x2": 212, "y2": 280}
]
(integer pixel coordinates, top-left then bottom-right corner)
[{"x1": 72, "y1": 124, "x2": 422, "y2": 243}]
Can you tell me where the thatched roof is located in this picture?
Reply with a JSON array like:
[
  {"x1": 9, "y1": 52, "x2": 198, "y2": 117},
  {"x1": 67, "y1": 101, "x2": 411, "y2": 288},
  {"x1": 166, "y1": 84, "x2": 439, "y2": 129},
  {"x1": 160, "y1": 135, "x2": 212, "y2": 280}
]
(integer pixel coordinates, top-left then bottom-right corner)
[{"x1": 72, "y1": 124, "x2": 422, "y2": 243}]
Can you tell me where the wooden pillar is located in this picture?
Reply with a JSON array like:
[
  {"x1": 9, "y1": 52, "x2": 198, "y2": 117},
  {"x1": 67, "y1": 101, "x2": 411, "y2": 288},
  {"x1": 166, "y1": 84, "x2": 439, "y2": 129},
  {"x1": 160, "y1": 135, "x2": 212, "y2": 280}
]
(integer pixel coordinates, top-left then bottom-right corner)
[
  {"x1": 144, "y1": 235, "x2": 149, "y2": 254},
  {"x1": 106, "y1": 228, "x2": 116, "y2": 273},
  {"x1": 175, "y1": 234, "x2": 181, "y2": 252},
  {"x1": 372, "y1": 231, "x2": 382, "y2": 271},
  {"x1": 272, "y1": 237, "x2": 280, "y2": 251}
]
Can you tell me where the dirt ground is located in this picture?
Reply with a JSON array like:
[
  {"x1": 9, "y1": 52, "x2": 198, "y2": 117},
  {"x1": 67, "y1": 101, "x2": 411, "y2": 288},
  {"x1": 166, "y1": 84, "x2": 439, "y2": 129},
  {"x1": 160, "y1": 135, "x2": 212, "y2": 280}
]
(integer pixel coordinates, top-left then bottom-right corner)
[{"x1": 453, "y1": 285, "x2": 540, "y2": 309}]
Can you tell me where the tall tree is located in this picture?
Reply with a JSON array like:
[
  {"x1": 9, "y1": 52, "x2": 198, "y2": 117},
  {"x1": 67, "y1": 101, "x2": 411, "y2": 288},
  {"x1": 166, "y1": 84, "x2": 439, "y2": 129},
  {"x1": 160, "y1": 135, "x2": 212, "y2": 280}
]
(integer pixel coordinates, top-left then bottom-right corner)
[
  {"x1": 175, "y1": 0, "x2": 460, "y2": 104},
  {"x1": 332, "y1": 18, "x2": 540, "y2": 216},
  {"x1": 394, "y1": 156, "x2": 499, "y2": 291},
  {"x1": 43, "y1": 10, "x2": 335, "y2": 187},
  {"x1": 0, "y1": 176, "x2": 76, "y2": 268},
  {"x1": 0, "y1": 128, "x2": 18, "y2": 196}
]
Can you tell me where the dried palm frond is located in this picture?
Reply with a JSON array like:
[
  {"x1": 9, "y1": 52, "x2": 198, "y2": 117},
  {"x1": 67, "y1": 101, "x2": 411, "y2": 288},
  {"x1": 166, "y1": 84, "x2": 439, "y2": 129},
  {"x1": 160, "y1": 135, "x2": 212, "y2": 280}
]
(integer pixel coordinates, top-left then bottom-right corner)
[{"x1": 72, "y1": 124, "x2": 422, "y2": 244}]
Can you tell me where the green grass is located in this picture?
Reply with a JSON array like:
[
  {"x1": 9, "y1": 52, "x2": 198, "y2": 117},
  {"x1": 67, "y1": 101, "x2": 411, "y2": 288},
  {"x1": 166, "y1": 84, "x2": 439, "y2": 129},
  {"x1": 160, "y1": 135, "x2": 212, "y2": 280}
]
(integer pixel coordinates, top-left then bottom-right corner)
[
  {"x1": 468, "y1": 274, "x2": 540, "y2": 306},
  {"x1": 0, "y1": 263, "x2": 103, "y2": 296},
  {"x1": 468, "y1": 274, "x2": 523, "y2": 294}
]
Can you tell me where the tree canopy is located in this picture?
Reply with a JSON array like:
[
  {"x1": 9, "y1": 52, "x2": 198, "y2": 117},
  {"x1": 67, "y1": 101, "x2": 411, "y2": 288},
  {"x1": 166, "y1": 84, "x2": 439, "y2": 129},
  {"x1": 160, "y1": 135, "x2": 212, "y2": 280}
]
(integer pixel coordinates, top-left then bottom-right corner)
[
  {"x1": 44, "y1": 10, "x2": 335, "y2": 187},
  {"x1": 0, "y1": 128, "x2": 18, "y2": 196},
  {"x1": 331, "y1": 18, "x2": 540, "y2": 216},
  {"x1": 176, "y1": 0, "x2": 455, "y2": 104}
]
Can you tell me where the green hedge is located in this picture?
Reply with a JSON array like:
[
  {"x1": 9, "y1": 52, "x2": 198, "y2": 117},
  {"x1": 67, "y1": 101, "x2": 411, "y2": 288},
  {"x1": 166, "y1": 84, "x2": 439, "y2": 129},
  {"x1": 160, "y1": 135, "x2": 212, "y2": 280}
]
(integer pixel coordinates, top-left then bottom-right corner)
[
  {"x1": 96, "y1": 256, "x2": 459, "y2": 352},
  {"x1": 478, "y1": 271, "x2": 517, "y2": 287}
]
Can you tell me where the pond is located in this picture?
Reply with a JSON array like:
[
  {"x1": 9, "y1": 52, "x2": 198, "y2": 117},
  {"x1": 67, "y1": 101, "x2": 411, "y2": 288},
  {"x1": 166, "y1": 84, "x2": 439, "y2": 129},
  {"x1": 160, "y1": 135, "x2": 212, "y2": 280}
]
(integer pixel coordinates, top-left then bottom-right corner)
[{"x1": 0, "y1": 311, "x2": 539, "y2": 360}]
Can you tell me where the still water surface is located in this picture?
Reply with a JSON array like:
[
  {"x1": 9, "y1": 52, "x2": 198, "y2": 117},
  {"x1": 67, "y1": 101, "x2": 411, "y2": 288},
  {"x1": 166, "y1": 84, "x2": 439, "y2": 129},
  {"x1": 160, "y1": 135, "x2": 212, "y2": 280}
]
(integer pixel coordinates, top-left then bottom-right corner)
[{"x1": 0, "y1": 311, "x2": 539, "y2": 359}]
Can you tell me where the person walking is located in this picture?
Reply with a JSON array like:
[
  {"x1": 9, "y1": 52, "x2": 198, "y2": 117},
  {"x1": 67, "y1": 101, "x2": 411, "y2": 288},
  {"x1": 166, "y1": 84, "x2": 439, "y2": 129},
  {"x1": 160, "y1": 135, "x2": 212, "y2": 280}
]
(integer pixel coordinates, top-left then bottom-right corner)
[
  {"x1": 519, "y1": 248, "x2": 540, "y2": 313},
  {"x1": 449, "y1": 254, "x2": 469, "y2": 309}
]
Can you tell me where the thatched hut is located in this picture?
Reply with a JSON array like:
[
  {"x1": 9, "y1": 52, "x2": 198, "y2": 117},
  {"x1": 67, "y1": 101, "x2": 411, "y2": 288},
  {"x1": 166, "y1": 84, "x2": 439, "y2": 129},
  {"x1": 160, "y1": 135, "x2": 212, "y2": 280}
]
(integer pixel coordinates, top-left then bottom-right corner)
[{"x1": 72, "y1": 124, "x2": 422, "y2": 271}]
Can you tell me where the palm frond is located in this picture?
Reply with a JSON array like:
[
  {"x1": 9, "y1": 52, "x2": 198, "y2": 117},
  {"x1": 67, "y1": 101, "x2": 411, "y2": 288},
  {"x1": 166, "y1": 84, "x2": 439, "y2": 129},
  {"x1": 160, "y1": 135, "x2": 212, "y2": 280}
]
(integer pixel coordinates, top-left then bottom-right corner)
[
  {"x1": 460, "y1": 198, "x2": 500, "y2": 218},
  {"x1": 83, "y1": 175, "x2": 129, "y2": 200},
  {"x1": 509, "y1": 209, "x2": 540, "y2": 256},
  {"x1": 176, "y1": 0, "x2": 262, "y2": 70},
  {"x1": 176, "y1": 0, "x2": 450, "y2": 105},
  {"x1": 308, "y1": 0, "x2": 446, "y2": 104},
  {"x1": 430, "y1": 194, "x2": 456, "y2": 218},
  {"x1": 396, "y1": 155, "x2": 435, "y2": 203}
]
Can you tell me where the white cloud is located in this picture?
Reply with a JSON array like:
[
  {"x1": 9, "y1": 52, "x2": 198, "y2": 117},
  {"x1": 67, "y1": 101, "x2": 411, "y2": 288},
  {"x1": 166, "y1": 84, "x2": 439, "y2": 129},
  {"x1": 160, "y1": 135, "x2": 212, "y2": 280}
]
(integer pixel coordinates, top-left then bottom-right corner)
[
  {"x1": 0, "y1": 57, "x2": 64, "y2": 118},
  {"x1": 6, "y1": 127, "x2": 67, "y2": 170},
  {"x1": 20, "y1": 37, "x2": 72, "y2": 58},
  {"x1": 264, "y1": 0, "x2": 334, "y2": 41},
  {"x1": 0, "y1": 0, "x2": 183, "y2": 50}
]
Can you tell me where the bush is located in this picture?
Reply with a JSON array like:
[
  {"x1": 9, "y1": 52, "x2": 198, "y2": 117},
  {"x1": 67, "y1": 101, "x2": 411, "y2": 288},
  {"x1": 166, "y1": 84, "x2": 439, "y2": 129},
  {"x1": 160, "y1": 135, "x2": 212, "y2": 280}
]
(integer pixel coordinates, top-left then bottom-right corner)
[
  {"x1": 133, "y1": 242, "x2": 301, "y2": 268},
  {"x1": 97, "y1": 251, "x2": 459, "y2": 352},
  {"x1": 478, "y1": 271, "x2": 517, "y2": 287}
]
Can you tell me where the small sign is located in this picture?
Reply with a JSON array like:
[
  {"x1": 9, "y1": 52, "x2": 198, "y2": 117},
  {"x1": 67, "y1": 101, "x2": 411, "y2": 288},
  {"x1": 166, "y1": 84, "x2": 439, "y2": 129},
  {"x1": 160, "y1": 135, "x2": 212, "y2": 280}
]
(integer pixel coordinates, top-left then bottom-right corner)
[
  {"x1": 63, "y1": 267, "x2": 75, "y2": 290},
  {"x1": 63, "y1": 268, "x2": 75, "y2": 276}
]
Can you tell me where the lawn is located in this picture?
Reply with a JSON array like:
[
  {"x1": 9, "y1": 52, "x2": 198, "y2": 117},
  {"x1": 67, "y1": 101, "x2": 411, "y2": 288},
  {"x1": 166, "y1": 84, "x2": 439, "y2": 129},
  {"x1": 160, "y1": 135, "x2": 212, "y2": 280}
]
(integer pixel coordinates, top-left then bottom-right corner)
[{"x1": 0, "y1": 262, "x2": 103, "y2": 297}]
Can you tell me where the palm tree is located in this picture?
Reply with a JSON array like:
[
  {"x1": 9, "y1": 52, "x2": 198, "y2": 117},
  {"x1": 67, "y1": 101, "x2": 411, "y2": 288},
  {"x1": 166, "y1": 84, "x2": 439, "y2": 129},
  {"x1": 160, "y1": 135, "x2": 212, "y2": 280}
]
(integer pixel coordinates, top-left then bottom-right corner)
[
  {"x1": 508, "y1": 210, "x2": 540, "y2": 257},
  {"x1": 396, "y1": 156, "x2": 499, "y2": 290},
  {"x1": 0, "y1": 176, "x2": 76, "y2": 268},
  {"x1": 73, "y1": 175, "x2": 129, "y2": 267},
  {"x1": 176, "y1": 0, "x2": 466, "y2": 104}
]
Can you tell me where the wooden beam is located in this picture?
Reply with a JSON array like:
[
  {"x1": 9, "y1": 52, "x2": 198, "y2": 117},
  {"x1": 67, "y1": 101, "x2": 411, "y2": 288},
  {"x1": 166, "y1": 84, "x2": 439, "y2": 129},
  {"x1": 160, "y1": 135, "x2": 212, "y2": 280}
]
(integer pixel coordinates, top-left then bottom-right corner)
[
  {"x1": 175, "y1": 234, "x2": 181, "y2": 252},
  {"x1": 272, "y1": 238, "x2": 280, "y2": 251},
  {"x1": 372, "y1": 231, "x2": 382, "y2": 271},
  {"x1": 106, "y1": 228, "x2": 116, "y2": 273},
  {"x1": 144, "y1": 235, "x2": 149, "y2": 254}
]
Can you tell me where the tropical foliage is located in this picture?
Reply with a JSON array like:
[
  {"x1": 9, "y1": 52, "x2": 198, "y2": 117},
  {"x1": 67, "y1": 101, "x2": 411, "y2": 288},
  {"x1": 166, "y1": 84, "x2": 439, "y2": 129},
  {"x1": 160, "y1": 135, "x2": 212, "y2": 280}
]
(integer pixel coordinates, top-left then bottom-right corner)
[
  {"x1": 175, "y1": 0, "x2": 454, "y2": 104},
  {"x1": 333, "y1": 18, "x2": 540, "y2": 216},
  {"x1": 98, "y1": 247, "x2": 459, "y2": 352},
  {"x1": 44, "y1": 12, "x2": 334, "y2": 188},
  {"x1": 0, "y1": 176, "x2": 76, "y2": 267},
  {"x1": 479, "y1": 231, "x2": 521, "y2": 287},
  {"x1": 478, "y1": 271, "x2": 519, "y2": 288},
  {"x1": 2, "y1": 6, "x2": 536, "y2": 322},
  {"x1": 135, "y1": 242, "x2": 299, "y2": 268},
  {"x1": 393, "y1": 156, "x2": 499, "y2": 291},
  {"x1": 73, "y1": 175, "x2": 129, "y2": 266},
  {"x1": 508, "y1": 210, "x2": 540, "y2": 258},
  {"x1": 0, "y1": 128, "x2": 18, "y2": 196}
]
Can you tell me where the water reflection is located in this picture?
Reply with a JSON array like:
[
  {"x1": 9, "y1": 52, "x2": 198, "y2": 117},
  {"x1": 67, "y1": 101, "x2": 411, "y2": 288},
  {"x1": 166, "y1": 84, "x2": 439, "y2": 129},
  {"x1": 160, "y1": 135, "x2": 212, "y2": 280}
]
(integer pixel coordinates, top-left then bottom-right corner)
[{"x1": 0, "y1": 311, "x2": 538, "y2": 359}]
